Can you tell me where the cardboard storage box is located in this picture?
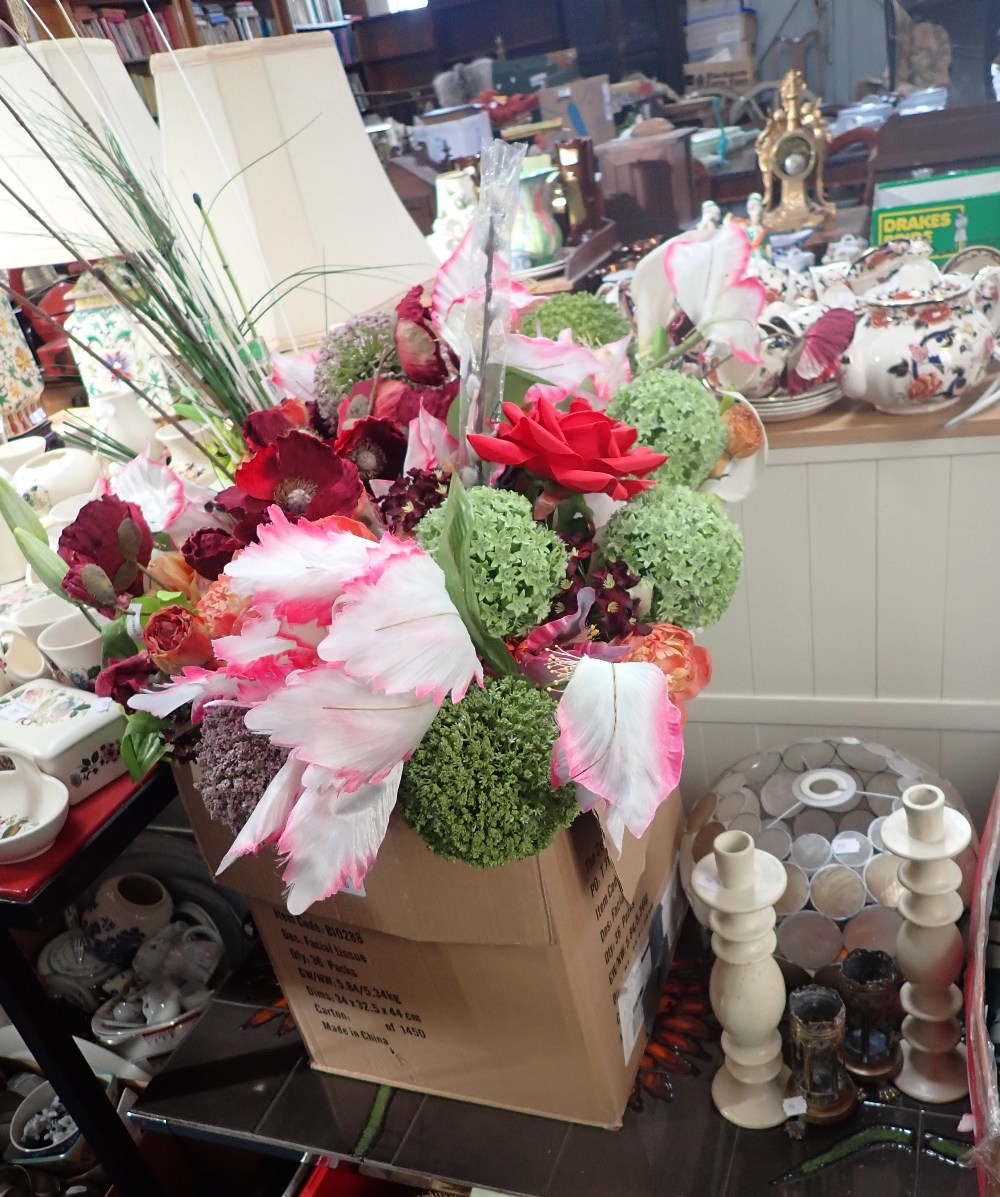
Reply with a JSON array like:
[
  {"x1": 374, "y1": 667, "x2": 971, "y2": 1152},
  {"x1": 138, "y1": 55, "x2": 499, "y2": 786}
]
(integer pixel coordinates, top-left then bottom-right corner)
[
  {"x1": 686, "y1": 40, "x2": 754, "y2": 64},
  {"x1": 177, "y1": 766, "x2": 685, "y2": 1127},
  {"x1": 872, "y1": 167, "x2": 1000, "y2": 265},
  {"x1": 687, "y1": 0, "x2": 747, "y2": 18},
  {"x1": 684, "y1": 56, "x2": 756, "y2": 92},
  {"x1": 411, "y1": 105, "x2": 492, "y2": 165},
  {"x1": 536, "y1": 75, "x2": 616, "y2": 148},
  {"x1": 684, "y1": 11, "x2": 756, "y2": 55}
]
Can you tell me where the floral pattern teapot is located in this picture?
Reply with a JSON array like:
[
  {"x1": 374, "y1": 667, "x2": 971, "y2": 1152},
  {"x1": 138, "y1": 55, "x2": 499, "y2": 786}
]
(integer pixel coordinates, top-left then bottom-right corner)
[{"x1": 837, "y1": 238, "x2": 1000, "y2": 414}]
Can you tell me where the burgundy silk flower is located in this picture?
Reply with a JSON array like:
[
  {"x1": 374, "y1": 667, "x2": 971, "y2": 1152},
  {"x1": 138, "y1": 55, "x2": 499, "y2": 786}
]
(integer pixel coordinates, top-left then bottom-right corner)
[
  {"x1": 333, "y1": 416, "x2": 407, "y2": 481},
  {"x1": 372, "y1": 377, "x2": 458, "y2": 426},
  {"x1": 242, "y1": 398, "x2": 311, "y2": 450},
  {"x1": 394, "y1": 285, "x2": 451, "y2": 386},
  {"x1": 95, "y1": 652, "x2": 158, "y2": 707},
  {"x1": 182, "y1": 526, "x2": 242, "y2": 581},
  {"x1": 235, "y1": 429, "x2": 363, "y2": 520},
  {"x1": 58, "y1": 495, "x2": 154, "y2": 613},
  {"x1": 466, "y1": 396, "x2": 668, "y2": 500}
]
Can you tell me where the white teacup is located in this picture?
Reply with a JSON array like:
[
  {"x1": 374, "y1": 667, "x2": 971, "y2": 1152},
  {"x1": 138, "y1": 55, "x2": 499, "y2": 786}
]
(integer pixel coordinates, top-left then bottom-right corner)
[
  {"x1": 0, "y1": 628, "x2": 50, "y2": 688},
  {"x1": 47, "y1": 493, "x2": 94, "y2": 548},
  {"x1": 0, "y1": 593, "x2": 75, "y2": 645},
  {"x1": 0, "y1": 435, "x2": 46, "y2": 479},
  {"x1": 37, "y1": 610, "x2": 103, "y2": 692}
]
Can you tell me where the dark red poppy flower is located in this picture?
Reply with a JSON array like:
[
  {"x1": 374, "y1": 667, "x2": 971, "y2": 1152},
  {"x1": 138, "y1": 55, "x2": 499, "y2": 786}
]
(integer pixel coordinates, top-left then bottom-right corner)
[
  {"x1": 234, "y1": 429, "x2": 363, "y2": 520},
  {"x1": 182, "y1": 526, "x2": 243, "y2": 581},
  {"x1": 95, "y1": 651, "x2": 158, "y2": 706},
  {"x1": 394, "y1": 285, "x2": 451, "y2": 386},
  {"x1": 210, "y1": 486, "x2": 269, "y2": 545},
  {"x1": 333, "y1": 416, "x2": 407, "y2": 482},
  {"x1": 243, "y1": 398, "x2": 311, "y2": 451},
  {"x1": 373, "y1": 377, "x2": 458, "y2": 427},
  {"x1": 58, "y1": 495, "x2": 153, "y2": 614}
]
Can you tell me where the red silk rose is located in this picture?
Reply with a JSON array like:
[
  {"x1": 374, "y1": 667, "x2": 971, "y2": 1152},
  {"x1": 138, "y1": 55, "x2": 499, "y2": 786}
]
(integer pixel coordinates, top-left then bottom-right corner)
[
  {"x1": 466, "y1": 394, "x2": 668, "y2": 500},
  {"x1": 142, "y1": 605, "x2": 214, "y2": 673}
]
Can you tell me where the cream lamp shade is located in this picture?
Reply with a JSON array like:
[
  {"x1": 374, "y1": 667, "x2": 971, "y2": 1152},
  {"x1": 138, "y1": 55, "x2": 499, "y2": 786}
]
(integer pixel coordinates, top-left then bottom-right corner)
[
  {"x1": 151, "y1": 34, "x2": 440, "y2": 350},
  {"x1": 0, "y1": 38, "x2": 162, "y2": 269}
]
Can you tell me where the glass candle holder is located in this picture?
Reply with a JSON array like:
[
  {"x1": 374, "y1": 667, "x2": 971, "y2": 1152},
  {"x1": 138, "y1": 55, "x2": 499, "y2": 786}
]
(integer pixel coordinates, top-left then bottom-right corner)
[
  {"x1": 787, "y1": 985, "x2": 858, "y2": 1124},
  {"x1": 839, "y1": 948, "x2": 902, "y2": 1083}
]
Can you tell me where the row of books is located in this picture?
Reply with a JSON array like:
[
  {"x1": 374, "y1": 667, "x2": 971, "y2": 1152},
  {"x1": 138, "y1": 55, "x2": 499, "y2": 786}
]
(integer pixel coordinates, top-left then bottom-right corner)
[
  {"x1": 287, "y1": 0, "x2": 343, "y2": 26},
  {"x1": 73, "y1": 5, "x2": 187, "y2": 61},
  {"x1": 191, "y1": 0, "x2": 276, "y2": 42}
]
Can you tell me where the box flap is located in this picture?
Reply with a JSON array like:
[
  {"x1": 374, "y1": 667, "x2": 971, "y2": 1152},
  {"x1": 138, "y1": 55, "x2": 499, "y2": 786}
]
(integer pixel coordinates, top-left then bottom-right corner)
[{"x1": 176, "y1": 766, "x2": 555, "y2": 947}]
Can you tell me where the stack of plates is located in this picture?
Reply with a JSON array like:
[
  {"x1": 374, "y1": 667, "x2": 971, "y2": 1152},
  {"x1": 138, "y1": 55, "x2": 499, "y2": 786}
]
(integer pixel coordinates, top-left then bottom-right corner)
[{"x1": 748, "y1": 382, "x2": 841, "y2": 424}]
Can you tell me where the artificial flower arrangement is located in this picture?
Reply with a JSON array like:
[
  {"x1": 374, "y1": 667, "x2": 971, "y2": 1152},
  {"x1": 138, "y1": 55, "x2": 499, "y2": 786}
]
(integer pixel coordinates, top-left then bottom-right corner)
[{"x1": 1, "y1": 180, "x2": 768, "y2": 916}]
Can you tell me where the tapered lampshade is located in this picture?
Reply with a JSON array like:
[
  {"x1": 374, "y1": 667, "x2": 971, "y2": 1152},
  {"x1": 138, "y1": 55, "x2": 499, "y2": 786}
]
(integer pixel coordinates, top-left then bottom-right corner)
[
  {"x1": 0, "y1": 39, "x2": 162, "y2": 269},
  {"x1": 151, "y1": 34, "x2": 440, "y2": 350}
]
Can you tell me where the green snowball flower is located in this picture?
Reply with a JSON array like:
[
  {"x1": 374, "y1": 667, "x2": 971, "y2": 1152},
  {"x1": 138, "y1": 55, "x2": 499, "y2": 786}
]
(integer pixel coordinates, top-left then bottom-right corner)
[
  {"x1": 607, "y1": 370, "x2": 728, "y2": 488},
  {"x1": 400, "y1": 676, "x2": 578, "y2": 867},
  {"x1": 416, "y1": 488, "x2": 567, "y2": 638},
  {"x1": 526, "y1": 292, "x2": 632, "y2": 349},
  {"x1": 599, "y1": 484, "x2": 742, "y2": 628}
]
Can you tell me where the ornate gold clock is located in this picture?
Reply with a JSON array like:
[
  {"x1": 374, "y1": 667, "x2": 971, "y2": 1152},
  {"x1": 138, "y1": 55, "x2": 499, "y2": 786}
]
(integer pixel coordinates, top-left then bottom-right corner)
[{"x1": 756, "y1": 69, "x2": 836, "y2": 233}]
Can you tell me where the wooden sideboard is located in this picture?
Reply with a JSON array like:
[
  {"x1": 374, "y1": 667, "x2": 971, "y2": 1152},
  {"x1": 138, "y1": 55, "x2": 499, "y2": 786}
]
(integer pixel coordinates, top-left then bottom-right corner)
[{"x1": 681, "y1": 398, "x2": 1000, "y2": 832}]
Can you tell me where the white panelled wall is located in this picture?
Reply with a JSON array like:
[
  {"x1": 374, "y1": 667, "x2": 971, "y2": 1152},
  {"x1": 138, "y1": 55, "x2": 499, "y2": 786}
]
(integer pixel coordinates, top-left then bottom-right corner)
[{"x1": 682, "y1": 432, "x2": 1000, "y2": 831}]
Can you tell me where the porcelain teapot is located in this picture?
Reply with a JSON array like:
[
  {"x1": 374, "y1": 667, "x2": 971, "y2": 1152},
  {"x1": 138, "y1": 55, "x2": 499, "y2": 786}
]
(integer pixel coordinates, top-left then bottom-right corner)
[{"x1": 838, "y1": 239, "x2": 1000, "y2": 415}]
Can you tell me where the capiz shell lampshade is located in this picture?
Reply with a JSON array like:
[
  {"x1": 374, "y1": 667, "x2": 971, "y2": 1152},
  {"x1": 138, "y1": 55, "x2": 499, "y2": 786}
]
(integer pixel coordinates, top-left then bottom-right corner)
[
  {"x1": 151, "y1": 35, "x2": 441, "y2": 350},
  {"x1": 0, "y1": 39, "x2": 162, "y2": 268}
]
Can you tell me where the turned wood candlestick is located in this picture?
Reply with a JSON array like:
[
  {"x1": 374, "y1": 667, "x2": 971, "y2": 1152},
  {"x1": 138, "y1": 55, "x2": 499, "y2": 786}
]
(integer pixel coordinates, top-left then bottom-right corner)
[
  {"x1": 691, "y1": 829, "x2": 790, "y2": 1128},
  {"x1": 880, "y1": 783, "x2": 972, "y2": 1103}
]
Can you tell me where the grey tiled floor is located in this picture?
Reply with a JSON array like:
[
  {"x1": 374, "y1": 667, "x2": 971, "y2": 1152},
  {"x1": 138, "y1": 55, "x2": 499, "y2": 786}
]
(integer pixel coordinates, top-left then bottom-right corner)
[{"x1": 132, "y1": 927, "x2": 981, "y2": 1197}]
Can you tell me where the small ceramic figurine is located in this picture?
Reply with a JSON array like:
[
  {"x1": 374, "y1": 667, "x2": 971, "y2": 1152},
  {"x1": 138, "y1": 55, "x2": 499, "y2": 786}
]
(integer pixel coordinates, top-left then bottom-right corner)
[
  {"x1": 746, "y1": 191, "x2": 765, "y2": 250},
  {"x1": 698, "y1": 200, "x2": 723, "y2": 231}
]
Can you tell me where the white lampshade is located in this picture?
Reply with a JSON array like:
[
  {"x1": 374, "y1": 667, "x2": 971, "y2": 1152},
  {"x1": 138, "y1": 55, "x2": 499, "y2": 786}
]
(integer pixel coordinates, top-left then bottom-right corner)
[
  {"x1": 151, "y1": 34, "x2": 440, "y2": 350},
  {"x1": 0, "y1": 39, "x2": 162, "y2": 269}
]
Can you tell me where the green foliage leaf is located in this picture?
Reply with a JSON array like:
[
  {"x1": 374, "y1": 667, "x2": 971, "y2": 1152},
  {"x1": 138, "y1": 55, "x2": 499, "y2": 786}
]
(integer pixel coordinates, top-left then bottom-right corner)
[
  {"x1": 0, "y1": 475, "x2": 47, "y2": 545},
  {"x1": 435, "y1": 477, "x2": 517, "y2": 678},
  {"x1": 13, "y1": 529, "x2": 68, "y2": 595},
  {"x1": 101, "y1": 616, "x2": 139, "y2": 668},
  {"x1": 120, "y1": 710, "x2": 172, "y2": 781}
]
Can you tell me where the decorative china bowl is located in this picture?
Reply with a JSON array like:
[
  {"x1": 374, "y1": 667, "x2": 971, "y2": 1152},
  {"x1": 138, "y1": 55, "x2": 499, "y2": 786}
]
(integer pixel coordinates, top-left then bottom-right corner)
[
  {"x1": 0, "y1": 751, "x2": 69, "y2": 864},
  {"x1": 90, "y1": 997, "x2": 207, "y2": 1062},
  {"x1": 7, "y1": 1075, "x2": 116, "y2": 1172}
]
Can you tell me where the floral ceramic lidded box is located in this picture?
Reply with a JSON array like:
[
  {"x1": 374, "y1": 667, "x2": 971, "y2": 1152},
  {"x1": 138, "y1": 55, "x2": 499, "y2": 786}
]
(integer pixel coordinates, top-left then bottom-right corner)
[
  {"x1": 0, "y1": 293, "x2": 45, "y2": 439},
  {"x1": 0, "y1": 680, "x2": 126, "y2": 804}
]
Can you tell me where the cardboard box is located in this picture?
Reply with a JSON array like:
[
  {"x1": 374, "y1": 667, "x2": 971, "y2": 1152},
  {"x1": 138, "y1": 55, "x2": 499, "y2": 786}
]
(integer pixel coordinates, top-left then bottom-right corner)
[
  {"x1": 684, "y1": 57, "x2": 756, "y2": 92},
  {"x1": 686, "y1": 0, "x2": 747, "y2": 18},
  {"x1": 686, "y1": 40, "x2": 754, "y2": 64},
  {"x1": 411, "y1": 106, "x2": 492, "y2": 165},
  {"x1": 536, "y1": 75, "x2": 616, "y2": 148},
  {"x1": 177, "y1": 766, "x2": 685, "y2": 1127},
  {"x1": 684, "y1": 11, "x2": 756, "y2": 55},
  {"x1": 872, "y1": 167, "x2": 1000, "y2": 264}
]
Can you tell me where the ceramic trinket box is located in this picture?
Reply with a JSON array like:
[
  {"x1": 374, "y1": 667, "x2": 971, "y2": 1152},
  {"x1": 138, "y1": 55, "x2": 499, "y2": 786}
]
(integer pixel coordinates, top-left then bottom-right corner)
[{"x1": 0, "y1": 680, "x2": 127, "y2": 803}]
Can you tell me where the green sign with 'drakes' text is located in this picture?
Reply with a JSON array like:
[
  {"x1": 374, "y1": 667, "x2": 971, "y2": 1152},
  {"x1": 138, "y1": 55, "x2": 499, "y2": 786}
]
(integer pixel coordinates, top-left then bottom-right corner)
[{"x1": 872, "y1": 167, "x2": 1000, "y2": 263}]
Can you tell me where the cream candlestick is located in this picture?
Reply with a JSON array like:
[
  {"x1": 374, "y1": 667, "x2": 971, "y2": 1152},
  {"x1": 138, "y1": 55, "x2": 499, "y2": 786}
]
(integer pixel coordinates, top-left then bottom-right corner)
[
  {"x1": 880, "y1": 783, "x2": 972, "y2": 1103},
  {"x1": 691, "y1": 829, "x2": 790, "y2": 1128}
]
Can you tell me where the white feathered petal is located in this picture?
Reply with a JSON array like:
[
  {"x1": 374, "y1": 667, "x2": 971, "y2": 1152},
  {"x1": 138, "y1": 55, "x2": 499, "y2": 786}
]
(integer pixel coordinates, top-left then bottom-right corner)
[
  {"x1": 217, "y1": 756, "x2": 306, "y2": 872},
  {"x1": 224, "y1": 506, "x2": 376, "y2": 625},
  {"x1": 319, "y1": 548, "x2": 481, "y2": 704},
  {"x1": 244, "y1": 665, "x2": 438, "y2": 791},
  {"x1": 110, "y1": 452, "x2": 185, "y2": 532},
  {"x1": 277, "y1": 762, "x2": 403, "y2": 916},
  {"x1": 552, "y1": 657, "x2": 684, "y2": 845}
]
